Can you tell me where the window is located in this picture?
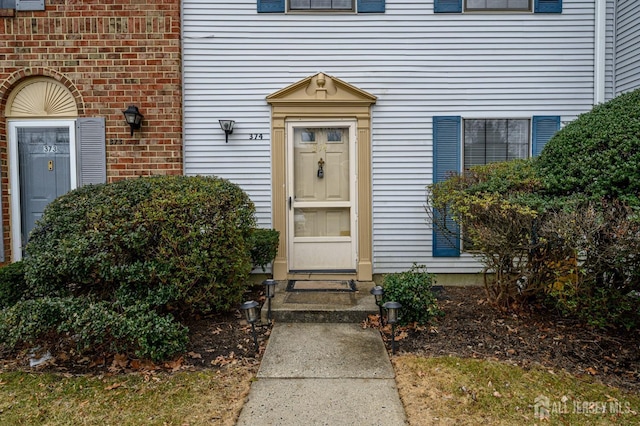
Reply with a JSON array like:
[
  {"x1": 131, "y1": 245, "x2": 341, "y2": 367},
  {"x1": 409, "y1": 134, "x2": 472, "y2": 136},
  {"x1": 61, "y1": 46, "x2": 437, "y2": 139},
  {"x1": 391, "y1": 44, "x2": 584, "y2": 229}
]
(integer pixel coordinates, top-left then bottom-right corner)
[
  {"x1": 434, "y1": 0, "x2": 561, "y2": 14},
  {"x1": 290, "y1": 0, "x2": 353, "y2": 11},
  {"x1": 432, "y1": 115, "x2": 560, "y2": 257},
  {"x1": 464, "y1": 119, "x2": 529, "y2": 168},
  {"x1": 257, "y1": 0, "x2": 384, "y2": 13},
  {"x1": 465, "y1": 0, "x2": 530, "y2": 12}
]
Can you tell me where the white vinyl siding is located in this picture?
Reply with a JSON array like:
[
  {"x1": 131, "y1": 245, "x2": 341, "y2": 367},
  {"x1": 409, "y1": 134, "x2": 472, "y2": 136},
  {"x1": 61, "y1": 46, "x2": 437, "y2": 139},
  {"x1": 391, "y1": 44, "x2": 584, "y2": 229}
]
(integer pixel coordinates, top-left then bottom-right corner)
[
  {"x1": 613, "y1": 0, "x2": 640, "y2": 95},
  {"x1": 183, "y1": 0, "x2": 597, "y2": 273}
]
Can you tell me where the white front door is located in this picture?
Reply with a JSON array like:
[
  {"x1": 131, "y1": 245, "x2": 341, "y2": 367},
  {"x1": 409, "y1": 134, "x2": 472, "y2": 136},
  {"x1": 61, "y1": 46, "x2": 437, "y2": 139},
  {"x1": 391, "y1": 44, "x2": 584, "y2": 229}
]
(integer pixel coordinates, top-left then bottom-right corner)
[{"x1": 287, "y1": 121, "x2": 357, "y2": 272}]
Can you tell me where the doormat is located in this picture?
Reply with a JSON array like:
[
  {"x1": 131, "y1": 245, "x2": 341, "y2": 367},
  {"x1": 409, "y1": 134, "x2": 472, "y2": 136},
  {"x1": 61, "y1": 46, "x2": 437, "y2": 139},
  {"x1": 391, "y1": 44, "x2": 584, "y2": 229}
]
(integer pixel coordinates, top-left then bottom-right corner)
[{"x1": 286, "y1": 280, "x2": 356, "y2": 292}]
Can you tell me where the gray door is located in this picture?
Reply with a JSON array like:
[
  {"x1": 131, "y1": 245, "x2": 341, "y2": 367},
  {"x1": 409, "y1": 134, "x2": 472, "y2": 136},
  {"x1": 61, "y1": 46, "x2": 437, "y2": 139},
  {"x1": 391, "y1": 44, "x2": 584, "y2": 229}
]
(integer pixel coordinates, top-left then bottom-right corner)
[{"x1": 18, "y1": 126, "x2": 71, "y2": 248}]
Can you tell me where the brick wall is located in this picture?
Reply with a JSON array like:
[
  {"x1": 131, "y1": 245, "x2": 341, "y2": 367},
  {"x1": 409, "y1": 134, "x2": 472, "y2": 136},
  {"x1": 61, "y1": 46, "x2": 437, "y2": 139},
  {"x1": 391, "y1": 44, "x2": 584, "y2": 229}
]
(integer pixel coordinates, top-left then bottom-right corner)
[{"x1": 0, "y1": 0, "x2": 182, "y2": 260}]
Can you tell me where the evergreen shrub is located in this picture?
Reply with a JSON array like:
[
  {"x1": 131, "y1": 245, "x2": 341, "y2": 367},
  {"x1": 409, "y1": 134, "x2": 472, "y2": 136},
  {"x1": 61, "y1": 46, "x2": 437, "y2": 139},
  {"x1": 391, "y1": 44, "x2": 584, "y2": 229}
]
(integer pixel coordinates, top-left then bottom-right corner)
[
  {"x1": 24, "y1": 175, "x2": 256, "y2": 313},
  {"x1": 0, "y1": 261, "x2": 26, "y2": 309},
  {"x1": 381, "y1": 264, "x2": 442, "y2": 326}
]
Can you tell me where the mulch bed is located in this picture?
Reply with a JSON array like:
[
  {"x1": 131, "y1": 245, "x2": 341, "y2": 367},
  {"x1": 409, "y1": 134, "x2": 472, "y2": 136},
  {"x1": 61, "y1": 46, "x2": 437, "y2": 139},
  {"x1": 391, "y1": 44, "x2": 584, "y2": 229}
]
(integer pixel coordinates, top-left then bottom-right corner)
[
  {"x1": 393, "y1": 286, "x2": 639, "y2": 392},
  {"x1": 1, "y1": 286, "x2": 638, "y2": 393}
]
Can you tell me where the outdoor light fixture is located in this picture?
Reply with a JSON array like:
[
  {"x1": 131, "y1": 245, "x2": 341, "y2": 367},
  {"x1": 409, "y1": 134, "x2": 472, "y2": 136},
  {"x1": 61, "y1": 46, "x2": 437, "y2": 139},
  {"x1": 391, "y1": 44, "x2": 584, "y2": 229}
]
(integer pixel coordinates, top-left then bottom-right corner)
[
  {"x1": 122, "y1": 105, "x2": 144, "y2": 137},
  {"x1": 383, "y1": 301, "x2": 402, "y2": 355},
  {"x1": 370, "y1": 285, "x2": 385, "y2": 325},
  {"x1": 219, "y1": 120, "x2": 235, "y2": 143},
  {"x1": 240, "y1": 300, "x2": 260, "y2": 352},
  {"x1": 263, "y1": 279, "x2": 277, "y2": 324}
]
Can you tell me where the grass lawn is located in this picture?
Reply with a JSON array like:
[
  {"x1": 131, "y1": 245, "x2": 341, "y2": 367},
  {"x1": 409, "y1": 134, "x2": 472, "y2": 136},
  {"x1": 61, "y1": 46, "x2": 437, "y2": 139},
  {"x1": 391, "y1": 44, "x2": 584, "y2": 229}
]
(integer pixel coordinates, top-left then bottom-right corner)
[
  {"x1": 394, "y1": 355, "x2": 640, "y2": 425},
  {"x1": 2, "y1": 356, "x2": 638, "y2": 425},
  {"x1": 0, "y1": 365, "x2": 255, "y2": 425}
]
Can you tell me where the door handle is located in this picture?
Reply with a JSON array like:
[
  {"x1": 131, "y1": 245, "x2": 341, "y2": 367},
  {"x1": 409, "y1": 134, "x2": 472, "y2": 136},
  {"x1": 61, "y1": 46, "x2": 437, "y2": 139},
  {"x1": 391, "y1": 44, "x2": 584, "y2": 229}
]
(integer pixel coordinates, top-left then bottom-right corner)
[{"x1": 288, "y1": 196, "x2": 292, "y2": 210}]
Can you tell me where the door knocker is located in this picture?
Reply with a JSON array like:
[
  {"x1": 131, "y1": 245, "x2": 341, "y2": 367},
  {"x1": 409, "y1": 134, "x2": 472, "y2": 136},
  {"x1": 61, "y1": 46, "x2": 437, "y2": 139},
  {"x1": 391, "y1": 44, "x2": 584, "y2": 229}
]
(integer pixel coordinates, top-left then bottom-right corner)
[{"x1": 317, "y1": 158, "x2": 325, "y2": 178}]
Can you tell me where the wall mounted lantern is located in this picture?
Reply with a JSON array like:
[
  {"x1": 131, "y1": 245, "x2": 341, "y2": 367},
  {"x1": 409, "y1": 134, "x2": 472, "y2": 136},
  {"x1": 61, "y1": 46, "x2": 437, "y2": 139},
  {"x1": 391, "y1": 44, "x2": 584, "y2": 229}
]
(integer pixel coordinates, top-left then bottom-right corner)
[
  {"x1": 122, "y1": 105, "x2": 144, "y2": 137},
  {"x1": 383, "y1": 301, "x2": 402, "y2": 355},
  {"x1": 219, "y1": 120, "x2": 235, "y2": 143},
  {"x1": 240, "y1": 300, "x2": 260, "y2": 352}
]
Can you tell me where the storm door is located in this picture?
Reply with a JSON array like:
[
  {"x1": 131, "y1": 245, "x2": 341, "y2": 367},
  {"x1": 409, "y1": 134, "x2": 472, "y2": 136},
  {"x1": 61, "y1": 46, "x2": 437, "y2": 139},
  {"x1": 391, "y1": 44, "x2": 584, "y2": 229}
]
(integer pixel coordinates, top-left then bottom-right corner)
[{"x1": 287, "y1": 121, "x2": 357, "y2": 271}]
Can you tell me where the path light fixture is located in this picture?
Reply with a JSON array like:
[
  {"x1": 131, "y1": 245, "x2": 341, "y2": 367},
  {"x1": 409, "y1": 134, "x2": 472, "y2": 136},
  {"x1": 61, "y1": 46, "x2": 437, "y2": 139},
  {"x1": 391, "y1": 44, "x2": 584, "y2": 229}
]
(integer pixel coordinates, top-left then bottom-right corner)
[
  {"x1": 240, "y1": 300, "x2": 260, "y2": 352},
  {"x1": 370, "y1": 285, "x2": 385, "y2": 325},
  {"x1": 263, "y1": 279, "x2": 277, "y2": 324},
  {"x1": 219, "y1": 120, "x2": 235, "y2": 143},
  {"x1": 383, "y1": 301, "x2": 402, "y2": 355},
  {"x1": 122, "y1": 105, "x2": 143, "y2": 137}
]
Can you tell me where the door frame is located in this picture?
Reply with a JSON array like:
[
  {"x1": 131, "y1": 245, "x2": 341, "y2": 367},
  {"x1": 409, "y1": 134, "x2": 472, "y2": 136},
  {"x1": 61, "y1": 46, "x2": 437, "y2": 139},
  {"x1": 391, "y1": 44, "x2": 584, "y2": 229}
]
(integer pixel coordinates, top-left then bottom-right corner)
[
  {"x1": 8, "y1": 119, "x2": 77, "y2": 260},
  {"x1": 286, "y1": 120, "x2": 358, "y2": 272},
  {"x1": 267, "y1": 73, "x2": 377, "y2": 281}
]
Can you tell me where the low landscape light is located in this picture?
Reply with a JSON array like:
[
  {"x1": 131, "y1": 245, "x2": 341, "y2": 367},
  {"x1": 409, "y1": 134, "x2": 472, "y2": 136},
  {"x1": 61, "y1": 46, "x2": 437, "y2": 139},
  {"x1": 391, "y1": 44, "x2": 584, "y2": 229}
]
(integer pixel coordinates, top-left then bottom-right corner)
[
  {"x1": 370, "y1": 285, "x2": 384, "y2": 325},
  {"x1": 263, "y1": 279, "x2": 277, "y2": 324},
  {"x1": 240, "y1": 300, "x2": 260, "y2": 352},
  {"x1": 383, "y1": 301, "x2": 402, "y2": 354}
]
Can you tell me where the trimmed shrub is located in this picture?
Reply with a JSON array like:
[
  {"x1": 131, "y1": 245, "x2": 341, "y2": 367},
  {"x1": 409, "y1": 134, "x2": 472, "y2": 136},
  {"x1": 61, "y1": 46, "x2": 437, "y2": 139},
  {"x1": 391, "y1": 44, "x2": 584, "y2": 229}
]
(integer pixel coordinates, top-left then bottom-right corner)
[
  {"x1": 249, "y1": 228, "x2": 280, "y2": 272},
  {"x1": 0, "y1": 297, "x2": 188, "y2": 361},
  {"x1": 536, "y1": 88, "x2": 640, "y2": 206},
  {"x1": 24, "y1": 175, "x2": 256, "y2": 313},
  {"x1": 0, "y1": 261, "x2": 26, "y2": 309},
  {"x1": 381, "y1": 264, "x2": 442, "y2": 326}
]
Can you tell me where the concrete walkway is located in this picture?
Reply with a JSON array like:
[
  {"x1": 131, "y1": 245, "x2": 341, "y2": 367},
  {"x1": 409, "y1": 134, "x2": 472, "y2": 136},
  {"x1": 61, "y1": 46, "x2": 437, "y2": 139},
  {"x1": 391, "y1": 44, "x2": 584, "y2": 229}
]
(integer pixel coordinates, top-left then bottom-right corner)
[{"x1": 236, "y1": 323, "x2": 408, "y2": 425}]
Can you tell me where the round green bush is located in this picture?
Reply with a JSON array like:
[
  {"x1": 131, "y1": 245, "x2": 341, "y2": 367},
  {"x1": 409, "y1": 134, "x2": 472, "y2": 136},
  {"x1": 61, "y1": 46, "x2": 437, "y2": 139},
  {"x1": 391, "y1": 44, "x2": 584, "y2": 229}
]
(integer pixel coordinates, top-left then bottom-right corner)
[
  {"x1": 24, "y1": 175, "x2": 256, "y2": 313},
  {"x1": 536, "y1": 88, "x2": 640, "y2": 205},
  {"x1": 381, "y1": 264, "x2": 442, "y2": 326}
]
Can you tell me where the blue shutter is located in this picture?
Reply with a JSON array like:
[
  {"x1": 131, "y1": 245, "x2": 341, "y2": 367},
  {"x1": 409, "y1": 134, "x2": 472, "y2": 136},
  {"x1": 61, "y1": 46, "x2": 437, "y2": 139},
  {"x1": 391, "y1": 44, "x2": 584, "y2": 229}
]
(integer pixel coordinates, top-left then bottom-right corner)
[
  {"x1": 534, "y1": 0, "x2": 562, "y2": 13},
  {"x1": 258, "y1": 0, "x2": 285, "y2": 13},
  {"x1": 434, "y1": 0, "x2": 462, "y2": 13},
  {"x1": 532, "y1": 116, "x2": 560, "y2": 157},
  {"x1": 358, "y1": 0, "x2": 384, "y2": 13},
  {"x1": 433, "y1": 116, "x2": 461, "y2": 257},
  {"x1": 15, "y1": 0, "x2": 44, "y2": 11},
  {"x1": 76, "y1": 118, "x2": 106, "y2": 186}
]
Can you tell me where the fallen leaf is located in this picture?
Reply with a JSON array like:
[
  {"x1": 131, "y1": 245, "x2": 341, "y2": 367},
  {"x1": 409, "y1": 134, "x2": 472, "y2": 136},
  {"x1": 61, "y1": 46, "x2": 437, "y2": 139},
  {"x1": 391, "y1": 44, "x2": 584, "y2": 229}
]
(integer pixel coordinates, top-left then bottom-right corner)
[
  {"x1": 164, "y1": 356, "x2": 184, "y2": 372},
  {"x1": 585, "y1": 367, "x2": 598, "y2": 375},
  {"x1": 112, "y1": 354, "x2": 128, "y2": 369},
  {"x1": 105, "y1": 382, "x2": 125, "y2": 391},
  {"x1": 187, "y1": 351, "x2": 202, "y2": 359},
  {"x1": 493, "y1": 391, "x2": 502, "y2": 398}
]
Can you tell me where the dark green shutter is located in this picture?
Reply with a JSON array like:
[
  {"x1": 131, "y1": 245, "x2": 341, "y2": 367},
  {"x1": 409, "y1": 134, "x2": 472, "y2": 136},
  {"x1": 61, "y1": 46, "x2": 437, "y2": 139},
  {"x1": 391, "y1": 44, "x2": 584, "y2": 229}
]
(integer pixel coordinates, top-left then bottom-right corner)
[
  {"x1": 76, "y1": 118, "x2": 106, "y2": 186},
  {"x1": 534, "y1": 0, "x2": 562, "y2": 13},
  {"x1": 433, "y1": 116, "x2": 461, "y2": 257},
  {"x1": 358, "y1": 0, "x2": 384, "y2": 13},
  {"x1": 258, "y1": 0, "x2": 285, "y2": 13},
  {"x1": 434, "y1": 0, "x2": 462, "y2": 13},
  {"x1": 532, "y1": 116, "x2": 560, "y2": 157}
]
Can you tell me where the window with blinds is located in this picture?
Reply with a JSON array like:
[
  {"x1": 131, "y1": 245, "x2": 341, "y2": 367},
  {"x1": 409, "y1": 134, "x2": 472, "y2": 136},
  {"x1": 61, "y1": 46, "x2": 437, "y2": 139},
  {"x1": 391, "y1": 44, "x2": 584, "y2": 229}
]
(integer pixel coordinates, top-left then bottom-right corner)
[{"x1": 463, "y1": 119, "x2": 529, "y2": 168}]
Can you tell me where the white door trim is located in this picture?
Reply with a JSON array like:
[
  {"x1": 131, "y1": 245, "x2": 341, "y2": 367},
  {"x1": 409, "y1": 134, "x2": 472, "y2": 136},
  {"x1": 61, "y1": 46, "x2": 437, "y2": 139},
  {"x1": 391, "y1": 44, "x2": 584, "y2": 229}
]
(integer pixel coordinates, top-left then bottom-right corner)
[
  {"x1": 286, "y1": 119, "x2": 358, "y2": 272},
  {"x1": 8, "y1": 120, "x2": 77, "y2": 261}
]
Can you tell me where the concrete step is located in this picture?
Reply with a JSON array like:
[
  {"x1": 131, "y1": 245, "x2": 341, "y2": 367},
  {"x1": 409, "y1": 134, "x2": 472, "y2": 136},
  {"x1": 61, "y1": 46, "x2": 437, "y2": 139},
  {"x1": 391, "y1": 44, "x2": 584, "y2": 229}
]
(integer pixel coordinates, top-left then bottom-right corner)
[{"x1": 260, "y1": 281, "x2": 379, "y2": 323}]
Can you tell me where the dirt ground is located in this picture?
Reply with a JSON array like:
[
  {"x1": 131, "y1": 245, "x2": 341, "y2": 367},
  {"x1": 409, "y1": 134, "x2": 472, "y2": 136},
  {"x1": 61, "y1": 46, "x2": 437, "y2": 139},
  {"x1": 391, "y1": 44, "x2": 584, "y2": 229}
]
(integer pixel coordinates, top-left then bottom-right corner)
[
  {"x1": 390, "y1": 286, "x2": 640, "y2": 392},
  {"x1": 1, "y1": 286, "x2": 638, "y2": 393}
]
